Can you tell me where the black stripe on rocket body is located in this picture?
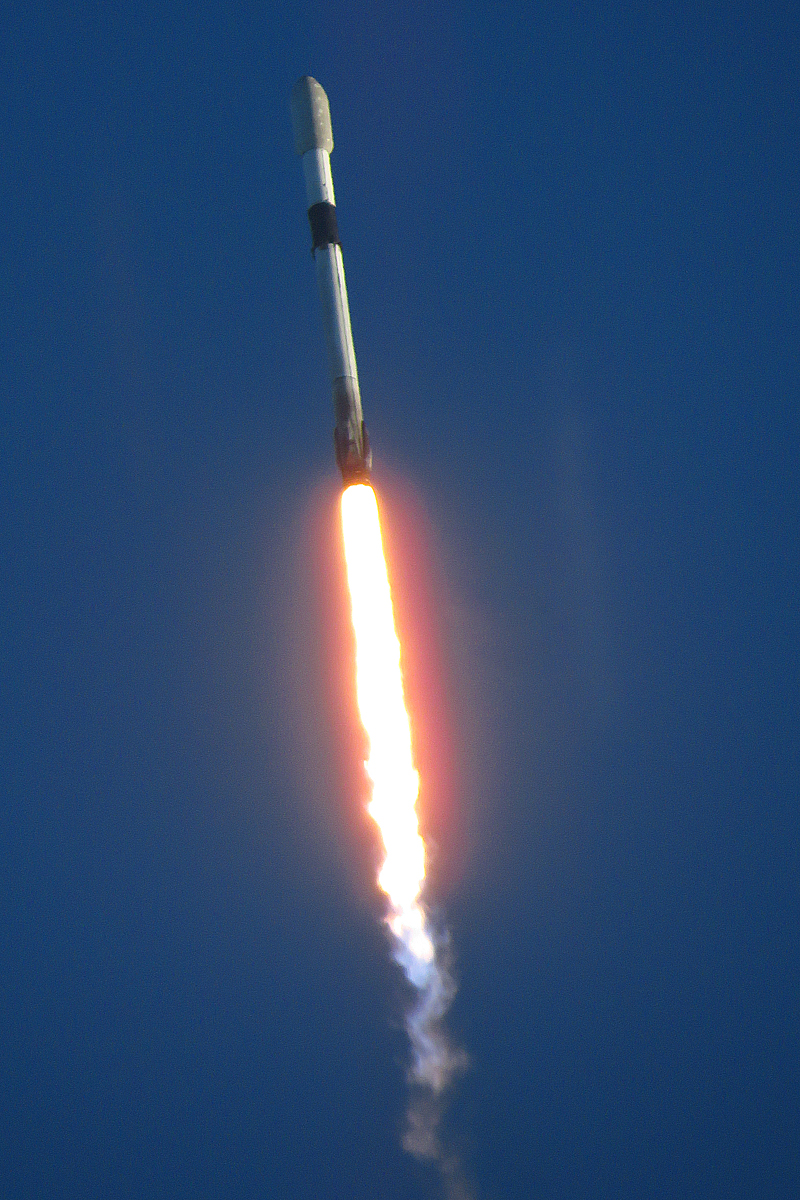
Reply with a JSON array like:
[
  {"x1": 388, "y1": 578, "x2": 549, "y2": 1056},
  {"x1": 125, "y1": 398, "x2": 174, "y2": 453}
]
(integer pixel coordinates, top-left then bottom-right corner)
[{"x1": 308, "y1": 201, "x2": 340, "y2": 253}]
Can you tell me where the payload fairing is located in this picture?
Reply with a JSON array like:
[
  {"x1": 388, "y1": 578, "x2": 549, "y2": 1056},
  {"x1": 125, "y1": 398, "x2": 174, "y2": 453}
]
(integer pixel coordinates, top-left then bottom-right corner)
[{"x1": 291, "y1": 76, "x2": 372, "y2": 482}]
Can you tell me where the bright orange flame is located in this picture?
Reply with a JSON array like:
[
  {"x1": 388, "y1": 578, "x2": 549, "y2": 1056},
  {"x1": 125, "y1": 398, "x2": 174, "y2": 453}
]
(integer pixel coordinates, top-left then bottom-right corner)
[{"x1": 341, "y1": 484, "x2": 434, "y2": 966}]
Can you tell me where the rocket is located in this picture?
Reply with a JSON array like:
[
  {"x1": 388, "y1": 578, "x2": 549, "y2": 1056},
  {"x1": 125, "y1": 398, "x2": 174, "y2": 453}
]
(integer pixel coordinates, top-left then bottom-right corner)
[{"x1": 291, "y1": 77, "x2": 372, "y2": 483}]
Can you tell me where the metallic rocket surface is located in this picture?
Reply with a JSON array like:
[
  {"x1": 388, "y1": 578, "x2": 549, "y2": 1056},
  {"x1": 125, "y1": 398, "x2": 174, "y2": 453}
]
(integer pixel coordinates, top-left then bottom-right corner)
[{"x1": 291, "y1": 77, "x2": 371, "y2": 482}]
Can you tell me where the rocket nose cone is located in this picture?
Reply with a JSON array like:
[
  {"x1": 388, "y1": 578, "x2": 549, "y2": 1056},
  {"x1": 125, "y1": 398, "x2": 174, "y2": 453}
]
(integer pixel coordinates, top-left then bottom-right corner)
[{"x1": 291, "y1": 76, "x2": 334, "y2": 156}]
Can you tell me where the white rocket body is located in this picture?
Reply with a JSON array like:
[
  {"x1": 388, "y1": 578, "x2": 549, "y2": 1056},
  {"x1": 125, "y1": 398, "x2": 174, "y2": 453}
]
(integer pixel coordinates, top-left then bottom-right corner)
[{"x1": 291, "y1": 77, "x2": 371, "y2": 481}]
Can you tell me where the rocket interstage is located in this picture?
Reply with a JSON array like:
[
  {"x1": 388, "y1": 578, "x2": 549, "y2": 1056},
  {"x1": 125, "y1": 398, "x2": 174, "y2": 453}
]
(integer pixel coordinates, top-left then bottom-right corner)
[{"x1": 291, "y1": 76, "x2": 372, "y2": 483}]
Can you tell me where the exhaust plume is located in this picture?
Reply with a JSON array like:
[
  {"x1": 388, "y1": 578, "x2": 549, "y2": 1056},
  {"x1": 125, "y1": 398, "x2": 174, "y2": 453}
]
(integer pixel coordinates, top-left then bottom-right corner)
[{"x1": 340, "y1": 484, "x2": 470, "y2": 1182}]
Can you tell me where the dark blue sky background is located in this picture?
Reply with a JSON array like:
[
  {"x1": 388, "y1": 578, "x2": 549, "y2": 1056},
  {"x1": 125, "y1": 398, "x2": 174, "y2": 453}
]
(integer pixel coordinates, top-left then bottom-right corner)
[{"x1": 2, "y1": 4, "x2": 797, "y2": 1197}]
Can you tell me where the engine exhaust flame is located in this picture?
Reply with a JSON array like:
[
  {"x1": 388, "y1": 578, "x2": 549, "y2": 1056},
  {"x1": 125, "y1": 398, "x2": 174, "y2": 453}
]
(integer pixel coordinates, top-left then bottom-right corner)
[
  {"x1": 340, "y1": 484, "x2": 432, "y2": 960},
  {"x1": 340, "y1": 484, "x2": 469, "y2": 1177}
]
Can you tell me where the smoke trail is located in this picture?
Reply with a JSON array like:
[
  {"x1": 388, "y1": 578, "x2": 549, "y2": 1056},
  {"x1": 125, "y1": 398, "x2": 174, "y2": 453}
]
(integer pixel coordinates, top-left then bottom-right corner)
[
  {"x1": 340, "y1": 484, "x2": 472, "y2": 1192},
  {"x1": 399, "y1": 934, "x2": 473, "y2": 1198}
]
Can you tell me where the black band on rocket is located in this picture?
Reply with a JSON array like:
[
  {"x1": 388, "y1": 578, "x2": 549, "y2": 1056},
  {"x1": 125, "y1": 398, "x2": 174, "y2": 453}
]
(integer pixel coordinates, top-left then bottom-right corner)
[{"x1": 308, "y1": 202, "x2": 340, "y2": 251}]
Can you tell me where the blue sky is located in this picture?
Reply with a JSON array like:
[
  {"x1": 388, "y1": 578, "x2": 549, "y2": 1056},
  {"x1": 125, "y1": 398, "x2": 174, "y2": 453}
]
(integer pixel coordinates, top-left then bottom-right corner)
[{"x1": 2, "y1": 4, "x2": 798, "y2": 1197}]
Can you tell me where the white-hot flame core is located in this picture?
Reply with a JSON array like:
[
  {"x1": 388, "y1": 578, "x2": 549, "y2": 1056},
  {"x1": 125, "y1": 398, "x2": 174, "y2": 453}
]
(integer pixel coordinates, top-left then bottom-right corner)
[{"x1": 340, "y1": 484, "x2": 434, "y2": 967}]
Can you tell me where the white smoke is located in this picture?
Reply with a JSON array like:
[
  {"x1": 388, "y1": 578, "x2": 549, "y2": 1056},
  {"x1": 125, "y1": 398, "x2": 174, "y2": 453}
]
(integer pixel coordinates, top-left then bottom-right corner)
[{"x1": 389, "y1": 915, "x2": 475, "y2": 1198}]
